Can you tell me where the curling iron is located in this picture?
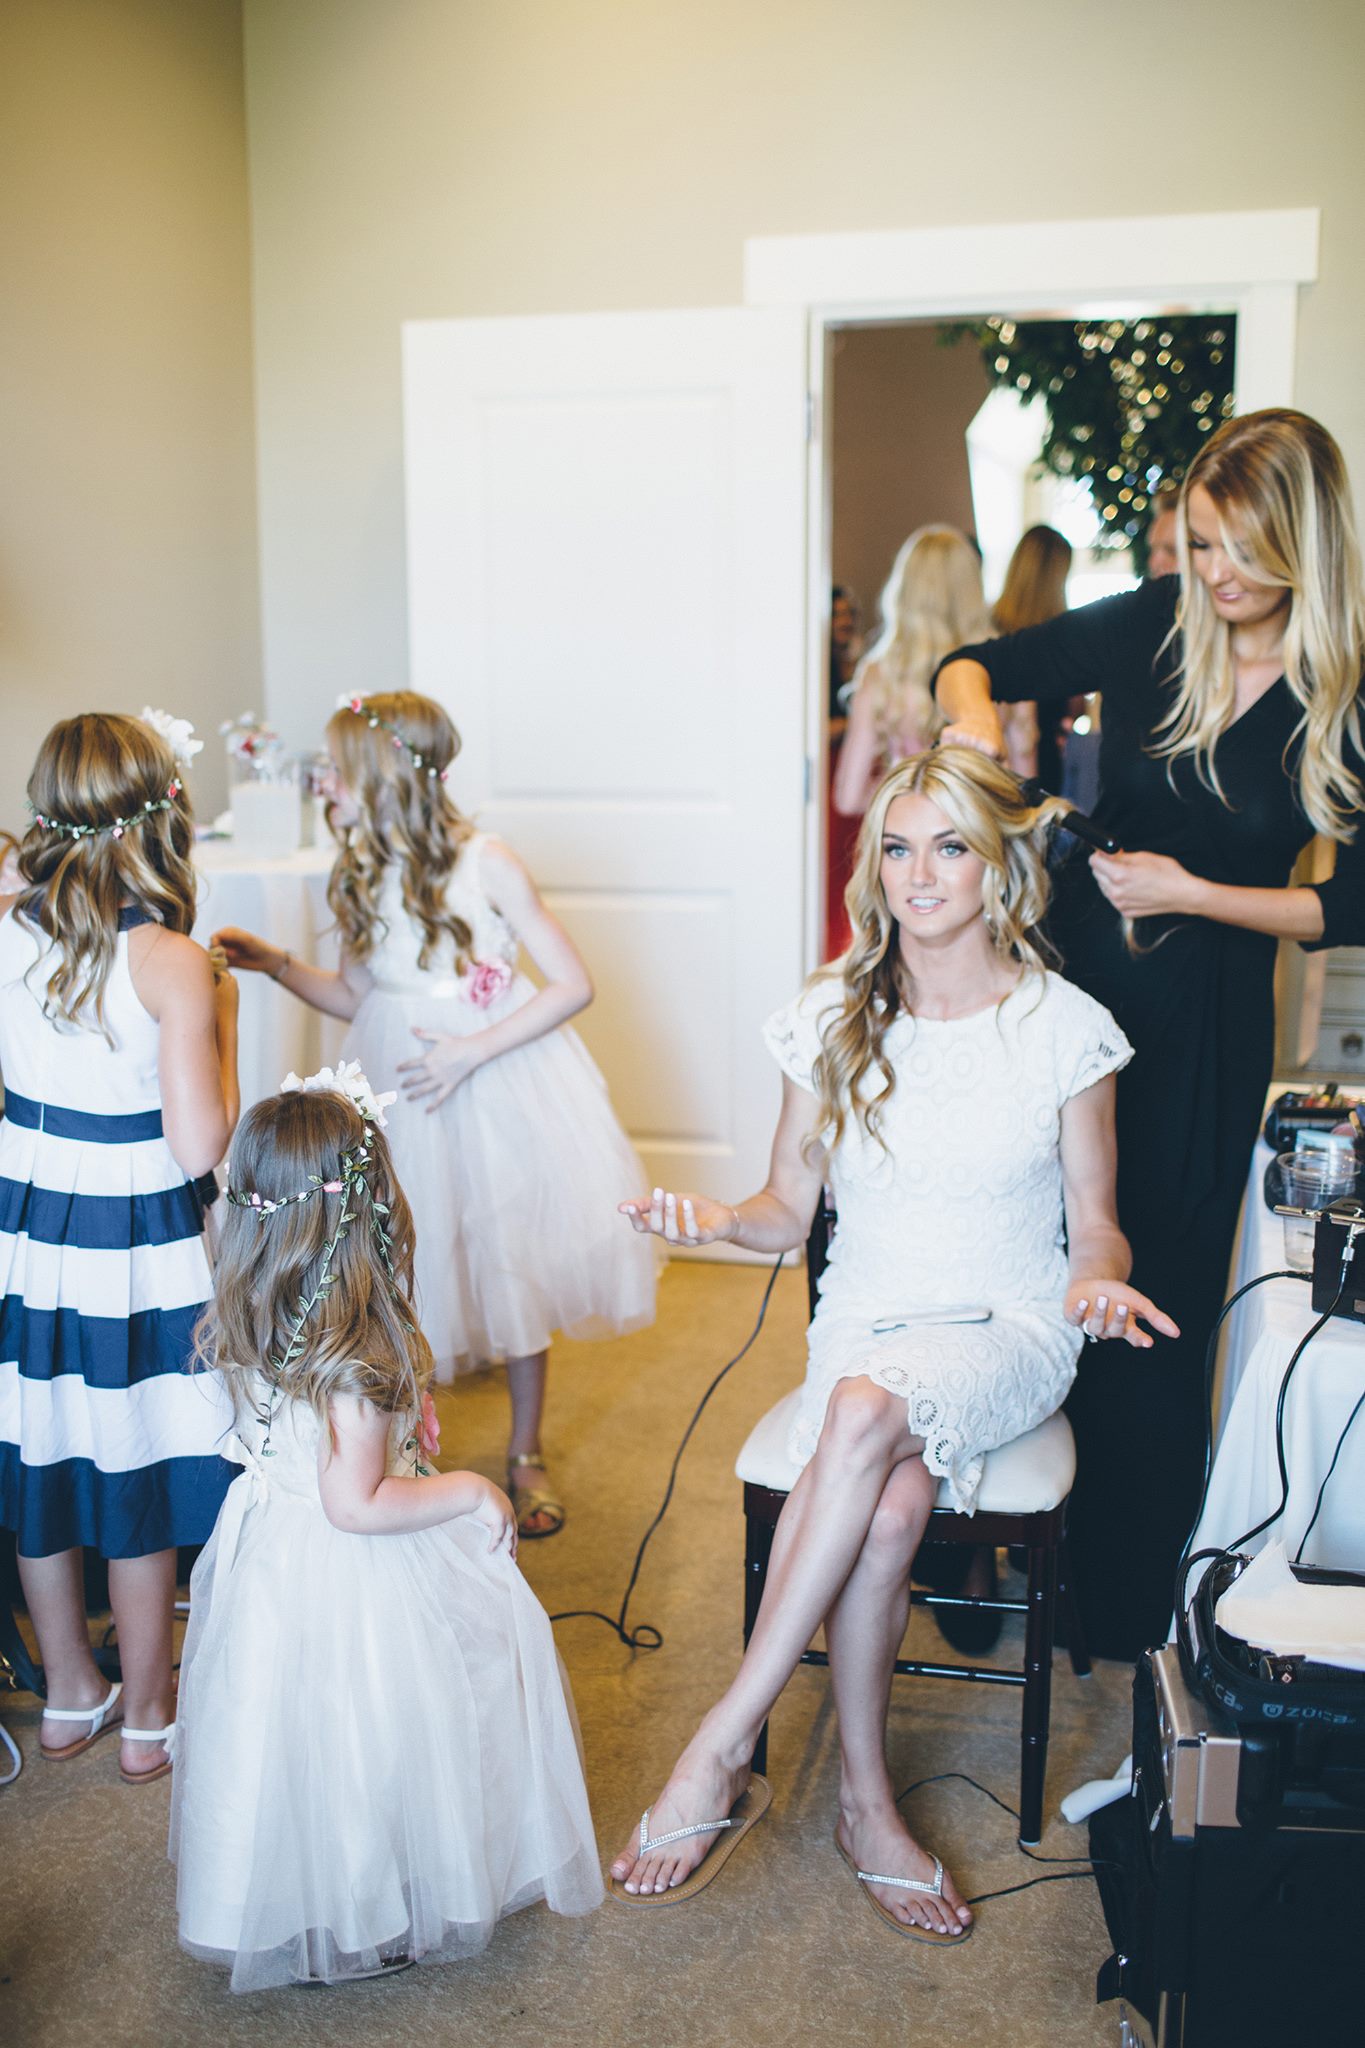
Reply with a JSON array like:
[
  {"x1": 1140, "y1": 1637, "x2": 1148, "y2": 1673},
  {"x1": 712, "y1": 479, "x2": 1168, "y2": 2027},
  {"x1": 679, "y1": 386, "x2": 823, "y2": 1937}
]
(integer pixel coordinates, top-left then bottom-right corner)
[{"x1": 1017, "y1": 775, "x2": 1119, "y2": 856}]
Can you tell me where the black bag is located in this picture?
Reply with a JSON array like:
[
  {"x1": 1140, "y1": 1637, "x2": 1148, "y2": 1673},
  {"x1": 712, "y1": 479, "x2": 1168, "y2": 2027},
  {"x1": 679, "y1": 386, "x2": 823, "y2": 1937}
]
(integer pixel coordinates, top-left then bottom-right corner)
[
  {"x1": 1179, "y1": 1552, "x2": 1365, "y2": 1741},
  {"x1": 1093, "y1": 1656, "x2": 1365, "y2": 2047}
]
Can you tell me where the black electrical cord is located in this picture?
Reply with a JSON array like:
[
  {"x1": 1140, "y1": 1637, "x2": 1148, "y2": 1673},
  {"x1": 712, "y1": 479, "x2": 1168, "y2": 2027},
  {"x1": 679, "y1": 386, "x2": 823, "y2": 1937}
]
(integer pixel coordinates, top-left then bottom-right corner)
[
  {"x1": 1292, "y1": 1382, "x2": 1365, "y2": 1566},
  {"x1": 1178, "y1": 1302, "x2": 1342, "y2": 1638},
  {"x1": 1176, "y1": 1258, "x2": 1350, "y2": 1636},
  {"x1": 1222, "y1": 1274, "x2": 1346, "y2": 1558},
  {"x1": 548, "y1": 1254, "x2": 786, "y2": 1651},
  {"x1": 894, "y1": 1769, "x2": 1119, "y2": 1906},
  {"x1": 1171, "y1": 1266, "x2": 1306, "y2": 1611}
]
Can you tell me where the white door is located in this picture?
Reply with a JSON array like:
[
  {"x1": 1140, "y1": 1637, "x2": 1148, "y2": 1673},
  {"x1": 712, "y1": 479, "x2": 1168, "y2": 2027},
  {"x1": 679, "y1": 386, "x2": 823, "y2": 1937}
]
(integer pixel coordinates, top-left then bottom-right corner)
[{"x1": 402, "y1": 307, "x2": 809, "y2": 1222}]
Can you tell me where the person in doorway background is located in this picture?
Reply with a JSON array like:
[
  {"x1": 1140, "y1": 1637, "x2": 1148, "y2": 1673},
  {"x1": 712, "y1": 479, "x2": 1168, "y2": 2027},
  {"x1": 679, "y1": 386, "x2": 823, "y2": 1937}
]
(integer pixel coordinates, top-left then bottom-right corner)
[
  {"x1": 833, "y1": 527, "x2": 992, "y2": 819},
  {"x1": 990, "y1": 524, "x2": 1074, "y2": 789},
  {"x1": 829, "y1": 584, "x2": 863, "y2": 715},
  {"x1": 1145, "y1": 485, "x2": 1181, "y2": 580}
]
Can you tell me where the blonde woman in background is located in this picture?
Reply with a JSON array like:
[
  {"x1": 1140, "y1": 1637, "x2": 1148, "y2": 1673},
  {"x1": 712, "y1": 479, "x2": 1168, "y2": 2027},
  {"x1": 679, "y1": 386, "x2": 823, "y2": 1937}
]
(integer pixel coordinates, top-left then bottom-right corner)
[
  {"x1": 935, "y1": 408, "x2": 1365, "y2": 1662},
  {"x1": 832, "y1": 527, "x2": 992, "y2": 818},
  {"x1": 609, "y1": 750, "x2": 1173, "y2": 1936},
  {"x1": 990, "y1": 524, "x2": 1074, "y2": 786}
]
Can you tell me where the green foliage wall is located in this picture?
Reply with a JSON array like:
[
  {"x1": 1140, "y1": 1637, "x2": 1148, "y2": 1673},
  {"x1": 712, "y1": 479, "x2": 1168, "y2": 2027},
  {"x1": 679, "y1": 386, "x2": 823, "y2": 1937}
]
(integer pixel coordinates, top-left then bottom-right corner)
[{"x1": 942, "y1": 316, "x2": 1236, "y2": 570}]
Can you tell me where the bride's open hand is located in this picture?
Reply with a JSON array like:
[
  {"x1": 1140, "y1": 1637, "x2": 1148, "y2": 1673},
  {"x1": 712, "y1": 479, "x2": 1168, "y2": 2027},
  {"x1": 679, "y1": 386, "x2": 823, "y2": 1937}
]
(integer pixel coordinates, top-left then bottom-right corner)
[
  {"x1": 619, "y1": 1187, "x2": 739, "y2": 1246},
  {"x1": 1065, "y1": 1279, "x2": 1180, "y2": 1349}
]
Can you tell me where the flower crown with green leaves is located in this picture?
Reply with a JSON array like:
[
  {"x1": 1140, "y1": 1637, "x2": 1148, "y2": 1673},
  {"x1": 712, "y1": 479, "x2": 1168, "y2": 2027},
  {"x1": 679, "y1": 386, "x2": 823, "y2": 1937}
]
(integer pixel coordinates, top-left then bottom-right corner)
[
  {"x1": 337, "y1": 693, "x2": 450, "y2": 782},
  {"x1": 28, "y1": 708, "x2": 200, "y2": 841},
  {"x1": 226, "y1": 1062, "x2": 404, "y2": 1454}
]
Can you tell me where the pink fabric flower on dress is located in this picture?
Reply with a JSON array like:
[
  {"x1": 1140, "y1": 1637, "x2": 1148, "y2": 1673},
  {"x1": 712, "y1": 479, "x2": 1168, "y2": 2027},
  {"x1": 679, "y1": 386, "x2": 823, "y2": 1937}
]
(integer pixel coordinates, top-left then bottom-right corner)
[
  {"x1": 465, "y1": 958, "x2": 513, "y2": 1009},
  {"x1": 419, "y1": 1391, "x2": 441, "y2": 1460}
]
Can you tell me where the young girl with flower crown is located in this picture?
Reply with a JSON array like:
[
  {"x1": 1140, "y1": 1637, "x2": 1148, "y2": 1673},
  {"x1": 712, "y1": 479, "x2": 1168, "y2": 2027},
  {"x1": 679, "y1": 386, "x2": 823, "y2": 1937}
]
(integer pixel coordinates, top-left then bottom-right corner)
[
  {"x1": 213, "y1": 691, "x2": 655, "y2": 1538},
  {"x1": 171, "y1": 1070, "x2": 601, "y2": 1990},
  {"x1": 0, "y1": 711, "x2": 239, "y2": 1783}
]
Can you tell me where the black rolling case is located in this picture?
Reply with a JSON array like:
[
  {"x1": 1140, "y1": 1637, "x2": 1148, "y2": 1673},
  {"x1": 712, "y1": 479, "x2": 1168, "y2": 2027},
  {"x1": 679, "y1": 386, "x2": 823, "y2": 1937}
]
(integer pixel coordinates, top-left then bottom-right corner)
[{"x1": 1091, "y1": 1648, "x2": 1365, "y2": 2047}]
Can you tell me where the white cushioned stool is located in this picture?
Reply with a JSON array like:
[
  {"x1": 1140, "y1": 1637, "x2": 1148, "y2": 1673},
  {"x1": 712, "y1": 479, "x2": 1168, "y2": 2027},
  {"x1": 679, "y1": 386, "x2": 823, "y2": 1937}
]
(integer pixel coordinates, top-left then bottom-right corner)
[
  {"x1": 734, "y1": 1203, "x2": 1091, "y2": 1849},
  {"x1": 736, "y1": 1391, "x2": 1077, "y2": 1514}
]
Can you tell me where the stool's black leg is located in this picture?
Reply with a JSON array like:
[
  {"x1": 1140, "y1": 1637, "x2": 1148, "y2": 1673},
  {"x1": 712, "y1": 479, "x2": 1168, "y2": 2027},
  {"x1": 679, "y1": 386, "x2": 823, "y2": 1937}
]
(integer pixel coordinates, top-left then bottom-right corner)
[
  {"x1": 744, "y1": 1504, "x2": 775, "y2": 1778},
  {"x1": 1019, "y1": 1542, "x2": 1057, "y2": 1846},
  {"x1": 1057, "y1": 1537, "x2": 1091, "y2": 1679}
]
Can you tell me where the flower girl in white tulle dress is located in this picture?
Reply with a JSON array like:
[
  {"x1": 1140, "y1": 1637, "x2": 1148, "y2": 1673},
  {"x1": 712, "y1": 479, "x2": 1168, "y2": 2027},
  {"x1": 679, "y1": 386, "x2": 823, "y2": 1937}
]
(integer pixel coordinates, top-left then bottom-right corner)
[
  {"x1": 170, "y1": 1067, "x2": 602, "y2": 1991},
  {"x1": 214, "y1": 691, "x2": 656, "y2": 1538}
]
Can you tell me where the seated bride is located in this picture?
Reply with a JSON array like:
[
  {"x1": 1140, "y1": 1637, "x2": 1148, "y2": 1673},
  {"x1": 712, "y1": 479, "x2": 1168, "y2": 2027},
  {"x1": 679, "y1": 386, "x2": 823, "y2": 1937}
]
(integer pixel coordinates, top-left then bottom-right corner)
[{"x1": 611, "y1": 746, "x2": 1177, "y2": 1940}]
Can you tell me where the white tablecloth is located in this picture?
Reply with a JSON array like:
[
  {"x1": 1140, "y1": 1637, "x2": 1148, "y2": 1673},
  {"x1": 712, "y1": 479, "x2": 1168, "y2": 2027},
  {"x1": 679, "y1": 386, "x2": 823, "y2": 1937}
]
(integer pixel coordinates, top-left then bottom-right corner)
[
  {"x1": 1188, "y1": 1135, "x2": 1365, "y2": 1578},
  {"x1": 193, "y1": 843, "x2": 347, "y2": 1112}
]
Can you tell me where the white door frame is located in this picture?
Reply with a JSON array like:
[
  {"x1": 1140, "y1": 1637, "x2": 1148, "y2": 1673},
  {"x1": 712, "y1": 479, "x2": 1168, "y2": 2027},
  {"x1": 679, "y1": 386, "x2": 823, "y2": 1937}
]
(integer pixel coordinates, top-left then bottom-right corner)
[{"x1": 743, "y1": 208, "x2": 1320, "y2": 969}]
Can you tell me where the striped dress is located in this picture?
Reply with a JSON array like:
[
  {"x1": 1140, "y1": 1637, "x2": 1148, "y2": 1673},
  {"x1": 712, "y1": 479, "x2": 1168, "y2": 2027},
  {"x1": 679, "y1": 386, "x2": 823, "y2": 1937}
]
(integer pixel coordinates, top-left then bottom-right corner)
[{"x1": 0, "y1": 904, "x2": 234, "y2": 1559}]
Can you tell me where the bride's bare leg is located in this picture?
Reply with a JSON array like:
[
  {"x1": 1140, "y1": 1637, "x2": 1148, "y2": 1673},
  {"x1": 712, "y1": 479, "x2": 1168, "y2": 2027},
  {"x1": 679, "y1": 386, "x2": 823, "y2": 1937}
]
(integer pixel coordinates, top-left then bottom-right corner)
[
  {"x1": 611, "y1": 1378, "x2": 920, "y2": 1894},
  {"x1": 825, "y1": 1459, "x2": 972, "y2": 1935}
]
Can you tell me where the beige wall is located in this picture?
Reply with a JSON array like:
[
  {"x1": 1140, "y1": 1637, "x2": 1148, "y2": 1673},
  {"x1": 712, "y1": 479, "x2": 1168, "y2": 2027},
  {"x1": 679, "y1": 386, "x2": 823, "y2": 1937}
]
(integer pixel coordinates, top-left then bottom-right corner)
[
  {"x1": 241, "y1": 0, "x2": 1365, "y2": 755},
  {"x1": 1, "y1": 0, "x2": 259, "y2": 828},
  {"x1": 830, "y1": 324, "x2": 994, "y2": 642}
]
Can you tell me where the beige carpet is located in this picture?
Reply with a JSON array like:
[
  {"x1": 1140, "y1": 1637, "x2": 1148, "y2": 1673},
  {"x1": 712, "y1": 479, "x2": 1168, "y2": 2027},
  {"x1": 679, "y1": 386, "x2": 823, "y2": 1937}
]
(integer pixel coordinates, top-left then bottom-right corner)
[{"x1": 0, "y1": 1263, "x2": 1130, "y2": 2047}]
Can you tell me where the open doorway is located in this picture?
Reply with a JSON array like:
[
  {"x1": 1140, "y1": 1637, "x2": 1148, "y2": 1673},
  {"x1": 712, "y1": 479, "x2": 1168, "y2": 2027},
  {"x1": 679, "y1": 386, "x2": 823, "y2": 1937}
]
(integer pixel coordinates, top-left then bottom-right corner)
[{"x1": 819, "y1": 310, "x2": 1236, "y2": 960}]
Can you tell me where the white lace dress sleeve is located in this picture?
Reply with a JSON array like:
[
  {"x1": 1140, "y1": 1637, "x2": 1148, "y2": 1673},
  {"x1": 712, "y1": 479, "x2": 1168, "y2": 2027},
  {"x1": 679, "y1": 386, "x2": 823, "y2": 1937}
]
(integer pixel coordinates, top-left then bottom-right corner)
[
  {"x1": 1052, "y1": 979, "x2": 1134, "y2": 1101},
  {"x1": 761, "y1": 977, "x2": 843, "y2": 1094}
]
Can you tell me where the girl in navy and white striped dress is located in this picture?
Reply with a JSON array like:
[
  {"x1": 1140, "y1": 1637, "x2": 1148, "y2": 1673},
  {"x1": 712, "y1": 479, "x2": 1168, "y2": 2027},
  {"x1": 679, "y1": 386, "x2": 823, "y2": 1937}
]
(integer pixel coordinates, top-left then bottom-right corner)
[{"x1": 0, "y1": 712, "x2": 239, "y2": 1782}]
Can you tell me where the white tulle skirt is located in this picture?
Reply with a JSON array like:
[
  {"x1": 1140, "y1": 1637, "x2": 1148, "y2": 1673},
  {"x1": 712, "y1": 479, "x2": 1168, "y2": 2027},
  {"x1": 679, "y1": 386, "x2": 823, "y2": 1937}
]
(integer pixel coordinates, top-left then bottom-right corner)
[
  {"x1": 170, "y1": 1474, "x2": 604, "y2": 1991},
  {"x1": 345, "y1": 978, "x2": 657, "y2": 1378}
]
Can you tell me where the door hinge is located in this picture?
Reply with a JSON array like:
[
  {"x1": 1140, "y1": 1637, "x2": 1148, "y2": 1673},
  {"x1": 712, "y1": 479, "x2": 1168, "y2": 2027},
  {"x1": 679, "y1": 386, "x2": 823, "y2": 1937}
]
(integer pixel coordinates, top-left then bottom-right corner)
[
  {"x1": 803, "y1": 756, "x2": 814, "y2": 803},
  {"x1": 804, "y1": 391, "x2": 817, "y2": 442}
]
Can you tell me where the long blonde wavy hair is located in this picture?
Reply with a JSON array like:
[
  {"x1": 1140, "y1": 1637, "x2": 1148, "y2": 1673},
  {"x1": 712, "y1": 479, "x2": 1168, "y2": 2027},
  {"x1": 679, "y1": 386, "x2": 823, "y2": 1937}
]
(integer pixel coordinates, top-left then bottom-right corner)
[
  {"x1": 196, "y1": 1088, "x2": 433, "y2": 1428},
  {"x1": 856, "y1": 527, "x2": 993, "y2": 755},
  {"x1": 1156, "y1": 409, "x2": 1365, "y2": 839},
  {"x1": 810, "y1": 749, "x2": 1063, "y2": 1154},
  {"x1": 325, "y1": 691, "x2": 476, "y2": 970},
  {"x1": 15, "y1": 714, "x2": 197, "y2": 1036}
]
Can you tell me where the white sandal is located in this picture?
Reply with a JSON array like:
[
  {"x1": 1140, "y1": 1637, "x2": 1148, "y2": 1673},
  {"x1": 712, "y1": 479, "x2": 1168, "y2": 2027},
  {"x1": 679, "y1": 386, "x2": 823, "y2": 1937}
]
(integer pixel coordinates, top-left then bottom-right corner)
[
  {"x1": 835, "y1": 1836, "x2": 973, "y2": 1945},
  {"x1": 608, "y1": 1776, "x2": 772, "y2": 1906},
  {"x1": 40, "y1": 1682, "x2": 123, "y2": 1761},
  {"x1": 119, "y1": 1720, "x2": 176, "y2": 1786}
]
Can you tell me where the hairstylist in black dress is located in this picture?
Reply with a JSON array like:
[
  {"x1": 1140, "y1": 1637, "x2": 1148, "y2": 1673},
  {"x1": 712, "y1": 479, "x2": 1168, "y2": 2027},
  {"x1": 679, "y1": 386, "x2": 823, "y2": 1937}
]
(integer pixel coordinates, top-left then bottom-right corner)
[{"x1": 934, "y1": 409, "x2": 1365, "y2": 1661}]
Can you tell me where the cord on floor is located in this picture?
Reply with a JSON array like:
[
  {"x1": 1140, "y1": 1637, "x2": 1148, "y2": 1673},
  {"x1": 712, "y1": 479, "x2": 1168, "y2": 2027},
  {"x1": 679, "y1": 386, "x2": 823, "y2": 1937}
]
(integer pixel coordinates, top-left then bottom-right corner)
[
  {"x1": 895, "y1": 1769, "x2": 1117, "y2": 1904},
  {"x1": 549, "y1": 1254, "x2": 787, "y2": 1651}
]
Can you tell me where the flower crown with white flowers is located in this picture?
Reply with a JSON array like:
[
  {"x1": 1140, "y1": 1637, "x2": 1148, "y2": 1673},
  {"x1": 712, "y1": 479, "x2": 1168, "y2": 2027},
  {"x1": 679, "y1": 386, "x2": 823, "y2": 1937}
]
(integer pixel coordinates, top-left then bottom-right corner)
[
  {"x1": 337, "y1": 693, "x2": 450, "y2": 782},
  {"x1": 225, "y1": 1062, "x2": 396, "y2": 1217},
  {"x1": 226, "y1": 1063, "x2": 405, "y2": 1454},
  {"x1": 29, "y1": 707, "x2": 201, "y2": 842}
]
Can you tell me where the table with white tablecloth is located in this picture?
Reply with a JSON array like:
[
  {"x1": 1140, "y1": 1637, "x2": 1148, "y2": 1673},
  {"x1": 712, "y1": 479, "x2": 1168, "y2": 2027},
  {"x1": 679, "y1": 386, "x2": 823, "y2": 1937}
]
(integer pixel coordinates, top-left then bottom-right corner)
[
  {"x1": 1186, "y1": 1131, "x2": 1365, "y2": 1580},
  {"x1": 193, "y1": 843, "x2": 347, "y2": 1110}
]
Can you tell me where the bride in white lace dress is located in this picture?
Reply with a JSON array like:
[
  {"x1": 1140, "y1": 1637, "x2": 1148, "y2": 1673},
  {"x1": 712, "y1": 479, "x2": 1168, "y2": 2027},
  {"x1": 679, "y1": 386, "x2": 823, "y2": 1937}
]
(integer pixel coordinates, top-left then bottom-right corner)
[{"x1": 609, "y1": 748, "x2": 1177, "y2": 1939}]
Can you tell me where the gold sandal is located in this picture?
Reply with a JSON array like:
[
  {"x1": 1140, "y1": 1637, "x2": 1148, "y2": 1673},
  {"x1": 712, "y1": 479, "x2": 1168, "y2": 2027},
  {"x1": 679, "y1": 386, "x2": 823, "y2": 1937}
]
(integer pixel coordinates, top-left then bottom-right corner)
[{"x1": 507, "y1": 1452, "x2": 566, "y2": 1539}]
